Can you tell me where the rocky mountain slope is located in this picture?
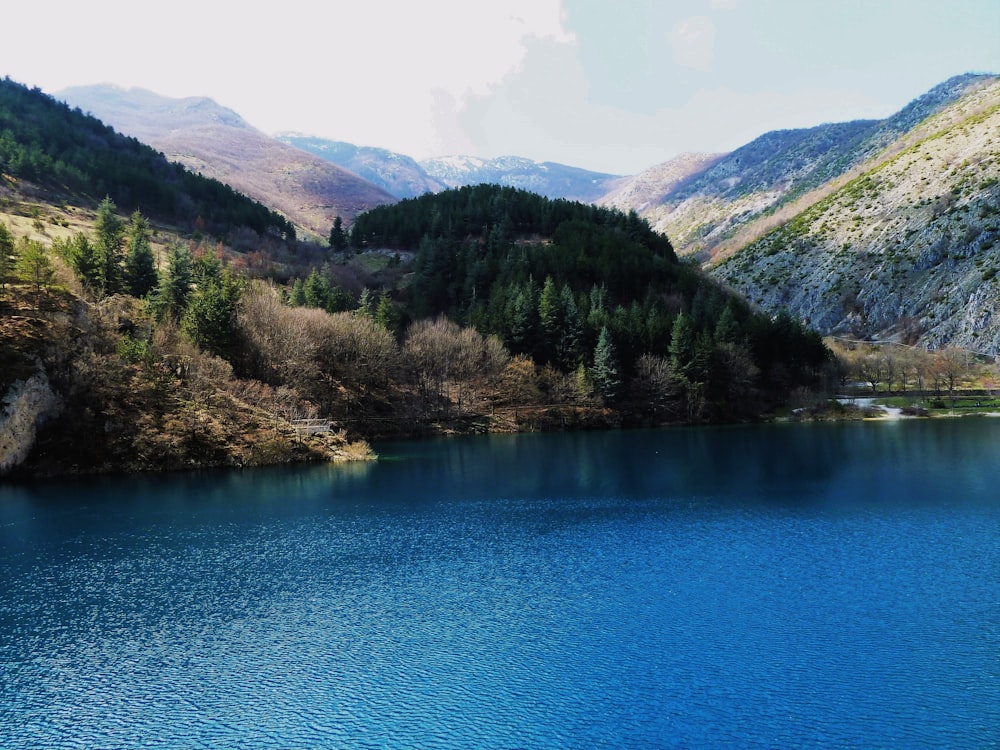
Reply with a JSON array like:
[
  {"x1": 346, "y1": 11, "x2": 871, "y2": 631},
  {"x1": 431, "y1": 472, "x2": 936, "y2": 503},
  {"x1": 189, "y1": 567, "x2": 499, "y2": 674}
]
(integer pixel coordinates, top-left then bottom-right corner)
[
  {"x1": 602, "y1": 74, "x2": 997, "y2": 262},
  {"x1": 711, "y1": 77, "x2": 1000, "y2": 353},
  {"x1": 276, "y1": 135, "x2": 447, "y2": 199},
  {"x1": 420, "y1": 155, "x2": 624, "y2": 203},
  {"x1": 278, "y1": 138, "x2": 627, "y2": 203},
  {"x1": 57, "y1": 85, "x2": 395, "y2": 238}
]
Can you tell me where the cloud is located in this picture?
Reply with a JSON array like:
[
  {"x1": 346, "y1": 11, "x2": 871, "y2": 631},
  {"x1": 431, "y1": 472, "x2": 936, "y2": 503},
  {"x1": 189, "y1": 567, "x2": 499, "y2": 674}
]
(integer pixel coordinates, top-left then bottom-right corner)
[
  {"x1": 667, "y1": 16, "x2": 716, "y2": 72},
  {"x1": 1, "y1": 0, "x2": 574, "y2": 159}
]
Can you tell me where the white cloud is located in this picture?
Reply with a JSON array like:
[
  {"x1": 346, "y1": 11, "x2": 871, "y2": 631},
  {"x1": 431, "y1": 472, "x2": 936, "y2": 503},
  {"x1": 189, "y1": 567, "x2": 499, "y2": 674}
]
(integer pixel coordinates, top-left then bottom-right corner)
[
  {"x1": 666, "y1": 16, "x2": 716, "y2": 72},
  {"x1": 1, "y1": 0, "x2": 573, "y2": 159}
]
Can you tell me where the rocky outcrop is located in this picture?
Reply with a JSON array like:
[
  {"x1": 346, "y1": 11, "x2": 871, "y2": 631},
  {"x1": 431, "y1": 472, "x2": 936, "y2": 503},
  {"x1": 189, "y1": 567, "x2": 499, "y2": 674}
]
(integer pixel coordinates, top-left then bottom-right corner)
[
  {"x1": 0, "y1": 371, "x2": 62, "y2": 476},
  {"x1": 710, "y1": 78, "x2": 1000, "y2": 355}
]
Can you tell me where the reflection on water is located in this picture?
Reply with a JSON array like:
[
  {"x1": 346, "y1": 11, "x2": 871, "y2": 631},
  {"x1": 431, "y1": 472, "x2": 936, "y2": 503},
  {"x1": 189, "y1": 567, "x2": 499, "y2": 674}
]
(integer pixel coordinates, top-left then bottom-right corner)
[{"x1": 1, "y1": 419, "x2": 999, "y2": 748}]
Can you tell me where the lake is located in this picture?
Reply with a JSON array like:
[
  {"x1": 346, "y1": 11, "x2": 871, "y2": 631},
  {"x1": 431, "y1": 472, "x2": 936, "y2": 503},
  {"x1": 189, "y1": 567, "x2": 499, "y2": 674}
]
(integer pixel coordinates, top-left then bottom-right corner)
[{"x1": 1, "y1": 419, "x2": 998, "y2": 748}]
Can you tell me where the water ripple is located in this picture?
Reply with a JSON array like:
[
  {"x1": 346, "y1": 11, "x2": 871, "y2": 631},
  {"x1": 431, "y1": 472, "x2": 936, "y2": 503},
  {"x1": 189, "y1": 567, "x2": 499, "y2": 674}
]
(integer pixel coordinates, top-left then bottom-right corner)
[{"x1": 2, "y1": 423, "x2": 1000, "y2": 748}]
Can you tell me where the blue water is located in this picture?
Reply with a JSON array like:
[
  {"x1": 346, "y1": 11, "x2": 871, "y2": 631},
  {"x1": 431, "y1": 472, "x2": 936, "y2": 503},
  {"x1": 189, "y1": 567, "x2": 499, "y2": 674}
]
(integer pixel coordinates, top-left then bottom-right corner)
[{"x1": 1, "y1": 419, "x2": 998, "y2": 748}]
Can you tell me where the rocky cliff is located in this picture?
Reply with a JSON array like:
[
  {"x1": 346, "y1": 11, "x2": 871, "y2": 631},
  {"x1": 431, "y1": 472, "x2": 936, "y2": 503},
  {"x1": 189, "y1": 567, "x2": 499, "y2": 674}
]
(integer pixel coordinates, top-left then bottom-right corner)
[
  {"x1": 711, "y1": 78, "x2": 1000, "y2": 353},
  {"x1": 0, "y1": 372, "x2": 62, "y2": 475}
]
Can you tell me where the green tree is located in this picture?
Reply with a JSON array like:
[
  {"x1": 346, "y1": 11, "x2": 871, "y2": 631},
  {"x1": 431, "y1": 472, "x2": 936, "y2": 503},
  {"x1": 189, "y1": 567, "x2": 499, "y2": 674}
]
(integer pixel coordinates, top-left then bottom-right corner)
[
  {"x1": 68, "y1": 232, "x2": 100, "y2": 290},
  {"x1": 591, "y1": 326, "x2": 620, "y2": 402},
  {"x1": 714, "y1": 303, "x2": 738, "y2": 344},
  {"x1": 289, "y1": 278, "x2": 307, "y2": 306},
  {"x1": 304, "y1": 269, "x2": 332, "y2": 309},
  {"x1": 357, "y1": 287, "x2": 376, "y2": 318},
  {"x1": 15, "y1": 237, "x2": 54, "y2": 301},
  {"x1": 0, "y1": 222, "x2": 15, "y2": 291},
  {"x1": 329, "y1": 216, "x2": 348, "y2": 251},
  {"x1": 95, "y1": 196, "x2": 125, "y2": 295},
  {"x1": 155, "y1": 243, "x2": 193, "y2": 320},
  {"x1": 183, "y1": 270, "x2": 243, "y2": 358},
  {"x1": 124, "y1": 211, "x2": 158, "y2": 297},
  {"x1": 506, "y1": 283, "x2": 537, "y2": 355},
  {"x1": 556, "y1": 283, "x2": 582, "y2": 370},
  {"x1": 669, "y1": 312, "x2": 695, "y2": 379},
  {"x1": 375, "y1": 290, "x2": 402, "y2": 334}
]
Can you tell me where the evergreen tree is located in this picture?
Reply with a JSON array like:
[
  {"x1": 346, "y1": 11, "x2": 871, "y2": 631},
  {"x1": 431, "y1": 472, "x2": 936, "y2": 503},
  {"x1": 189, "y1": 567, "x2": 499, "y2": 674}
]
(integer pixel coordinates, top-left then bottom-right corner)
[
  {"x1": 537, "y1": 275, "x2": 561, "y2": 362},
  {"x1": 289, "y1": 278, "x2": 307, "y2": 306},
  {"x1": 0, "y1": 222, "x2": 16, "y2": 291},
  {"x1": 506, "y1": 283, "x2": 537, "y2": 354},
  {"x1": 124, "y1": 211, "x2": 158, "y2": 297},
  {"x1": 669, "y1": 312, "x2": 695, "y2": 379},
  {"x1": 68, "y1": 232, "x2": 100, "y2": 290},
  {"x1": 15, "y1": 237, "x2": 54, "y2": 299},
  {"x1": 556, "y1": 283, "x2": 583, "y2": 370},
  {"x1": 183, "y1": 270, "x2": 242, "y2": 358},
  {"x1": 714, "y1": 303, "x2": 738, "y2": 344},
  {"x1": 304, "y1": 269, "x2": 332, "y2": 309},
  {"x1": 587, "y1": 283, "x2": 609, "y2": 331},
  {"x1": 329, "y1": 216, "x2": 347, "y2": 251},
  {"x1": 375, "y1": 291, "x2": 401, "y2": 334},
  {"x1": 94, "y1": 196, "x2": 125, "y2": 295},
  {"x1": 192, "y1": 251, "x2": 223, "y2": 285},
  {"x1": 155, "y1": 243, "x2": 193, "y2": 320},
  {"x1": 357, "y1": 287, "x2": 376, "y2": 318},
  {"x1": 591, "y1": 325, "x2": 620, "y2": 402}
]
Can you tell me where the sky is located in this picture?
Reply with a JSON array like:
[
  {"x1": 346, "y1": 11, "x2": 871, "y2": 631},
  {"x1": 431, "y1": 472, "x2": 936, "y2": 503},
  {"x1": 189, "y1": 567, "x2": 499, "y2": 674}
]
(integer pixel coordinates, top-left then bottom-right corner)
[{"x1": 3, "y1": 0, "x2": 999, "y2": 175}]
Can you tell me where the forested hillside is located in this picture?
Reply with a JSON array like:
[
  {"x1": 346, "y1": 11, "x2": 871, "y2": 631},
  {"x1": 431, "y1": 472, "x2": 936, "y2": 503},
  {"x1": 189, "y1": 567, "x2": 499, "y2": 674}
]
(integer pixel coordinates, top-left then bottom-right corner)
[
  {"x1": 0, "y1": 76, "x2": 836, "y2": 477},
  {"x1": 0, "y1": 78, "x2": 296, "y2": 239},
  {"x1": 1, "y1": 178, "x2": 834, "y2": 476},
  {"x1": 351, "y1": 185, "x2": 832, "y2": 416}
]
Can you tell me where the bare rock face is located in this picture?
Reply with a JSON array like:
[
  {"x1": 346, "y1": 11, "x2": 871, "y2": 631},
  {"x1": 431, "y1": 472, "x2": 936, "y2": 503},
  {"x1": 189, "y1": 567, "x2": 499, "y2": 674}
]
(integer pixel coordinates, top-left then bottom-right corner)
[
  {"x1": 0, "y1": 372, "x2": 62, "y2": 475},
  {"x1": 709, "y1": 77, "x2": 1000, "y2": 354}
]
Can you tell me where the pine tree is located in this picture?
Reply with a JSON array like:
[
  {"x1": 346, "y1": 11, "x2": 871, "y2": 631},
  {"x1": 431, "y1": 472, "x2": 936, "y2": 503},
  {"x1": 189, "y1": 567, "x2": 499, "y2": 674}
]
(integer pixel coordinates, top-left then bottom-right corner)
[
  {"x1": 68, "y1": 232, "x2": 100, "y2": 290},
  {"x1": 375, "y1": 291, "x2": 401, "y2": 333},
  {"x1": 591, "y1": 325, "x2": 620, "y2": 402},
  {"x1": 94, "y1": 196, "x2": 125, "y2": 295},
  {"x1": 669, "y1": 313, "x2": 695, "y2": 379},
  {"x1": 183, "y1": 270, "x2": 242, "y2": 358},
  {"x1": 304, "y1": 269, "x2": 332, "y2": 309},
  {"x1": 0, "y1": 222, "x2": 16, "y2": 291},
  {"x1": 507, "y1": 284, "x2": 536, "y2": 354},
  {"x1": 155, "y1": 243, "x2": 192, "y2": 320},
  {"x1": 124, "y1": 211, "x2": 158, "y2": 297},
  {"x1": 16, "y1": 237, "x2": 54, "y2": 298},
  {"x1": 329, "y1": 216, "x2": 347, "y2": 251},
  {"x1": 357, "y1": 287, "x2": 376, "y2": 318},
  {"x1": 289, "y1": 278, "x2": 307, "y2": 307},
  {"x1": 714, "y1": 303, "x2": 738, "y2": 344},
  {"x1": 557, "y1": 283, "x2": 582, "y2": 370}
]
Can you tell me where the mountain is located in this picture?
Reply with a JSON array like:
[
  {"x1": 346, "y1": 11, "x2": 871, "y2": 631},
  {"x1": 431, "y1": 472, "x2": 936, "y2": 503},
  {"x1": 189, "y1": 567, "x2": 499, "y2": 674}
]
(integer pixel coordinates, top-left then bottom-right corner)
[
  {"x1": 710, "y1": 75, "x2": 1000, "y2": 353},
  {"x1": 0, "y1": 78, "x2": 294, "y2": 239},
  {"x1": 276, "y1": 135, "x2": 447, "y2": 199},
  {"x1": 56, "y1": 85, "x2": 396, "y2": 238},
  {"x1": 277, "y1": 136, "x2": 626, "y2": 203},
  {"x1": 602, "y1": 74, "x2": 998, "y2": 262},
  {"x1": 420, "y1": 155, "x2": 625, "y2": 203}
]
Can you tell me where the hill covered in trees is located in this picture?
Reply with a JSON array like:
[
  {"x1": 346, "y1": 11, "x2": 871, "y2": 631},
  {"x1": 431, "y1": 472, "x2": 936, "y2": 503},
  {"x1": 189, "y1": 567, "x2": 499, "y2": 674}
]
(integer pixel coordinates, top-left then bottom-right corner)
[
  {"x1": 349, "y1": 185, "x2": 832, "y2": 417},
  {"x1": 0, "y1": 77, "x2": 296, "y2": 240},
  {"x1": 1, "y1": 176, "x2": 832, "y2": 477}
]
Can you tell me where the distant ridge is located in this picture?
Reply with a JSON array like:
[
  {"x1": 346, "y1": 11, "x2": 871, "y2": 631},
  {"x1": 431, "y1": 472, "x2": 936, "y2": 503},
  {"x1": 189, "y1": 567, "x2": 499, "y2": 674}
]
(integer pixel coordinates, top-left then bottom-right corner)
[
  {"x1": 57, "y1": 85, "x2": 396, "y2": 237},
  {"x1": 600, "y1": 73, "x2": 999, "y2": 260},
  {"x1": 277, "y1": 134, "x2": 626, "y2": 203}
]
